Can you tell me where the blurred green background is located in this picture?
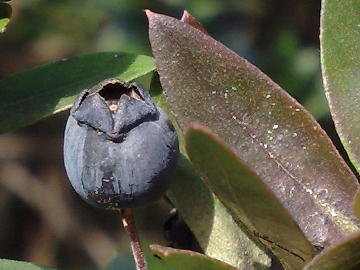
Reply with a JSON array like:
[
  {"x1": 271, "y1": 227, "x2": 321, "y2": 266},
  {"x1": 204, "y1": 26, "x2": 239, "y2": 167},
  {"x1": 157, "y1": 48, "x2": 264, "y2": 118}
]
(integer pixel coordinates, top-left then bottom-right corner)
[{"x1": 0, "y1": 1, "x2": 335, "y2": 269}]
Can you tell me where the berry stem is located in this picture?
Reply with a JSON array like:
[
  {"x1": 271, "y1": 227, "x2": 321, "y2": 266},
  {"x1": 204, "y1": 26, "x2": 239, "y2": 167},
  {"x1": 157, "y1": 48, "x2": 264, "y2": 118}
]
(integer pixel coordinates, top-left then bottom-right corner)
[{"x1": 120, "y1": 208, "x2": 148, "y2": 270}]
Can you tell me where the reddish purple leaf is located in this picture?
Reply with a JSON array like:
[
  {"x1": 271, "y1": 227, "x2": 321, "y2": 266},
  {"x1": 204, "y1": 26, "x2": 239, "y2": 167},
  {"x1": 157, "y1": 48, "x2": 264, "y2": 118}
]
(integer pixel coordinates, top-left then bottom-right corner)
[{"x1": 147, "y1": 10, "x2": 360, "y2": 248}]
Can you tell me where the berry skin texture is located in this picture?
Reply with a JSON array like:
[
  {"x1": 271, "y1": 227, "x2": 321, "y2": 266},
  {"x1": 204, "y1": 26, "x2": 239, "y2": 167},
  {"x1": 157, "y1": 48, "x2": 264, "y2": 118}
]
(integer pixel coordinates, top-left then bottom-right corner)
[{"x1": 63, "y1": 78, "x2": 179, "y2": 209}]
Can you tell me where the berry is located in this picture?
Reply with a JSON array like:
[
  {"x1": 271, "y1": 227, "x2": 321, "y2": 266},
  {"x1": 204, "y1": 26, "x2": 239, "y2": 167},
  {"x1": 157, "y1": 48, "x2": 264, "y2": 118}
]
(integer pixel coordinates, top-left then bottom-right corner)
[{"x1": 64, "y1": 78, "x2": 179, "y2": 209}]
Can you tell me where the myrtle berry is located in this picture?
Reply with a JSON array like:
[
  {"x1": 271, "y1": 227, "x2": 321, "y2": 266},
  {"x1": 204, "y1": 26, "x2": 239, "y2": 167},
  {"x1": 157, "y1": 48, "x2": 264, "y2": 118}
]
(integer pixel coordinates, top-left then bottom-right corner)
[{"x1": 64, "y1": 78, "x2": 179, "y2": 209}]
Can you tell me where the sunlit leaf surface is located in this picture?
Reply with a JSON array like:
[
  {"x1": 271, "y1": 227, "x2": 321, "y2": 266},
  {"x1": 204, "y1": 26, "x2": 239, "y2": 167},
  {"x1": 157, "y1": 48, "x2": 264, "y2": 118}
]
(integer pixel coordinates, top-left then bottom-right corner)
[
  {"x1": 321, "y1": 0, "x2": 360, "y2": 173},
  {"x1": 0, "y1": 52, "x2": 155, "y2": 134}
]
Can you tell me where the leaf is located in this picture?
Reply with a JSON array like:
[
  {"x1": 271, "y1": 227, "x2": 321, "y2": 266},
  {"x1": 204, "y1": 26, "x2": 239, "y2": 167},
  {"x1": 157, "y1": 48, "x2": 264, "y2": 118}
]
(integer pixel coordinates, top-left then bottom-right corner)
[
  {"x1": 0, "y1": 259, "x2": 55, "y2": 270},
  {"x1": 180, "y1": 10, "x2": 209, "y2": 35},
  {"x1": 320, "y1": 0, "x2": 360, "y2": 173},
  {"x1": 353, "y1": 191, "x2": 360, "y2": 220},
  {"x1": 146, "y1": 10, "x2": 360, "y2": 248},
  {"x1": 304, "y1": 231, "x2": 360, "y2": 270},
  {"x1": 105, "y1": 250, "x2": 175, "y2": 270},
  {"x1": 150, "y1": 72, "x2": 272, "y2": 269},
  {"x1": 150, "y1": 245, "x2": 237, "y2": 270},
  {"x1": 169, "y1": 155, "x2": 272, "y2": 269},
  {"x1": 185, "y1": 124, "x2": 316, "y2": 269},
  {"x1": 0, "y1": 1, "x2": 11, "y2": 33},
  {"x1": 0, "y1": 52, "x2": 155, "y2": 134}
]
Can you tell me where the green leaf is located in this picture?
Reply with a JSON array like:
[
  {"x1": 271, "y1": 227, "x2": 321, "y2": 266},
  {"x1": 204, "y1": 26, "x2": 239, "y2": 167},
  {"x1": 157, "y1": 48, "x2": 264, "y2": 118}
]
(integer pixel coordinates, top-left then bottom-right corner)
[
  {"x1": 320, "y1": 0, "x2": 360, "y2": 173},
  {"x1": 105, "y1": 250, "x2": 175, "y2": 270},
  {"x1": 0, "y1": 1, "x2": 11, "y2": 33},
  {"x1": 147, "y1": 10, "x2": 360, "y2": 248},
  {"x1": 353, "y1": 190, "x2": 360, "y2": 220},
  {"x1": 0, "y1": 52, "x2": 155, "y2": 134},
  {"x1": 169, "y1": 155, "x2": 273, "y2": 269},
  {"x1": 0, "y1": 259, "x2": 55, "y2": 270},
  {"x1": 149, "y1": 72, "x2": 272, "y2": 269},
  {"x1": 185, "y1": 124, "x2": 316, "y2": 269},
  {"x1": 304, "y1": 231, "x2": 360, "y2": 270},
  {"x1": 150, "y1": 245, "x2": 237, "y2": 270}
]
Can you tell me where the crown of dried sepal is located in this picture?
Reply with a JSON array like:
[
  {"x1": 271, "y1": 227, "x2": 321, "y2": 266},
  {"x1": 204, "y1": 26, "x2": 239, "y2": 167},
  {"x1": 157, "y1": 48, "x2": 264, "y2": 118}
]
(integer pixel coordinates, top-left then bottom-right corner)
[{"x1": 64, "y1": 78, "x2": 179, "y2": 209}]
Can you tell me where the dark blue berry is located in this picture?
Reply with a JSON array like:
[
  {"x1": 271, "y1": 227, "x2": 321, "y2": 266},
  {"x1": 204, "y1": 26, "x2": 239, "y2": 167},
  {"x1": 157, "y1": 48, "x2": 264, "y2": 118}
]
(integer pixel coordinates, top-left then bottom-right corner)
[{"x1": 64, "y1": 78, "x2": 179, "y2": 209}]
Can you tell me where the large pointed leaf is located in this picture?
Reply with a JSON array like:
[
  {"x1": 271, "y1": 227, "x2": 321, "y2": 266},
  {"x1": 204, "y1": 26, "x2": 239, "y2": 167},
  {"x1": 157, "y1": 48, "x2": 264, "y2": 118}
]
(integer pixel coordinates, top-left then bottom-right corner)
[
  {"x1": 147, "y1": 10, "x2": 360, "y2": 248},
  {"x1": 320, "y1": 0, "x2": 360, "y2": 173},
  {"x1": 185, "y1": 124, "x2": 316, "y2": 269},
  {"x1": 149, "y1": 73, "x2": 272, "y2": 269},
  {"x1": 151, "y1": 245, "x2": 237, "y2": 270},
  {"x1": 304, "y1": 231, "x2": 360, "y2": 270},
  {"x1": 0, "y1": 52, "x2": 155, "y2": 134}
]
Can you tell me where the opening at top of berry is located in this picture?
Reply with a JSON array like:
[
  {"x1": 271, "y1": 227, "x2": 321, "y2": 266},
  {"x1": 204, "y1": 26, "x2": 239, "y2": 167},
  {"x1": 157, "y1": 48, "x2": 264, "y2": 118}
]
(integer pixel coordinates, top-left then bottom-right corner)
[{"x1": 99, "y1": 82, "x2": 144, "y2": 112}]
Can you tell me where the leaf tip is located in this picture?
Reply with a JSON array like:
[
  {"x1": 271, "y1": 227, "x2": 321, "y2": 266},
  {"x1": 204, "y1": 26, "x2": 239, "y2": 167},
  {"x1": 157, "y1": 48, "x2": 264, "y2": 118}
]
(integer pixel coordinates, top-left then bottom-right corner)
[
  {"x1": 144, "y1": 9, "x2": 156, "y2": 20},
  {"x1": 150, "y1": 244, "x2": 172, "y2": 257},
  {"x1": 180, "y1": 10, "x2": 209, "y2": 35},
  {"x1": 180, "y1": 10, "x2": 190, "y2": 21}
]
